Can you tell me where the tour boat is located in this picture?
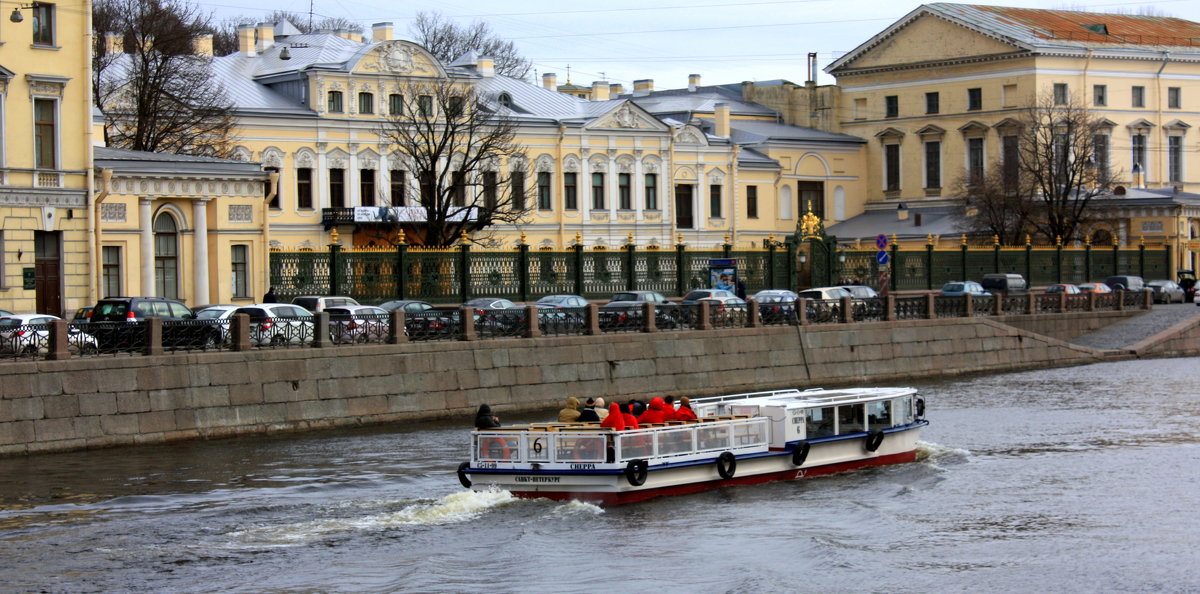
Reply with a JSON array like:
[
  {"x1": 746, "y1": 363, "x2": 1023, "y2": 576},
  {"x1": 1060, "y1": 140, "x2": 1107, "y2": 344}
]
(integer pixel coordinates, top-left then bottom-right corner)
[{"x1": 456, "y1": 387, "x2": 928, "y2": 505}]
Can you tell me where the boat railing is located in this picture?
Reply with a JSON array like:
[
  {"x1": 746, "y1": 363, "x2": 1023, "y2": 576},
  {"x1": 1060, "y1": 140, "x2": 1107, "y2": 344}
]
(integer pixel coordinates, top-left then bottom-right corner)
[{"x1": 471, "y1": 417, "x2": 770, "y2": 466}]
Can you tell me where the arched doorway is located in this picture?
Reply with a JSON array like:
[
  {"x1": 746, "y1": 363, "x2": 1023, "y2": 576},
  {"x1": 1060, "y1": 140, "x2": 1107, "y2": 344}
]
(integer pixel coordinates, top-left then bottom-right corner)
[{"x1": 154, "y1": 213, "x2": 179, "y2": 299}]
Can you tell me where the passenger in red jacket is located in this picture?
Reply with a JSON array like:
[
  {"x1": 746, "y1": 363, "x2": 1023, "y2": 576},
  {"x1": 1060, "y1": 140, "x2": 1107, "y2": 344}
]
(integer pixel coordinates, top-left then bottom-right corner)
[
  {"x1": 638, "y1": 397, "x2": 671, "y2": 425},
  {"x1": 622, "y1": 403, "x2": 640, "y2": 429},
  {"x1": 674, "y1": 396, "x2": 698, "y2": 421},
  {"x1": 600, "y1": 403, "x2": 626, "y2": 430},
  {"x1": 662, "y1": 395, "x2": 678, "y2": 421}
]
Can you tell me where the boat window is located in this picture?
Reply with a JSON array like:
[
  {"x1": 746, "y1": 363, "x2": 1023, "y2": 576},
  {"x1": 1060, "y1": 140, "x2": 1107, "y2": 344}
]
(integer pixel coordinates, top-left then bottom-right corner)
[
  {"x1": 837, "y1": 404, "x2": 865, "y2": 434},
  {"x1": 806, "y1": 406, "x2": 835, "y2": 438},
  {"x1": 893, "y1": 397, "x2": 913, "y2": 425},
  {"x1": 867, "y1": 400, "x2": 891, "y2": 431}
]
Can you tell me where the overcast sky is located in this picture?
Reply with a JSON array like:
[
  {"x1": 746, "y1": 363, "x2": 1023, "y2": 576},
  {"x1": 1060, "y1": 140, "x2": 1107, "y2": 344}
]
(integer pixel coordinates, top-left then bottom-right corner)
[{"x1": 199, "y1": 0, "x2": 1200, "y2": 88}]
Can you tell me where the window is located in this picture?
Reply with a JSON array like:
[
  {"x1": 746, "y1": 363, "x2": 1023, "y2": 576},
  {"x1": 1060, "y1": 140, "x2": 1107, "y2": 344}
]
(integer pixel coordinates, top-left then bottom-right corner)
[
  {"x1": 618, "y1": 173, "x2": 632, "y2": 209},
  {"x1": 1132, "y1": 86, "x2": 1145, "y2": 108},
  {"x1": 329, "y1": 168, "x2": 345, "y2": 208},
  {"x1": 231, "y1": 245, "x2": 249, "y2": 299},
  {"x1": 968, "y1": 137, "x2": 985, "y2": 182},
  {"x1": 452, "y1": 171, "x2": 466, "y2": 206},
  {"x1": 884, "y1": 95, "x2": 898, "y2": 118},
  {"x1": 360, "y1": 168, "x2": 376, "y2": 206},
  {"x1": 389, "y1": 170, "x2": 406, "y2": 206},
  {"x1": 265, "y1": 166, "x2": 280, "y2": 209},
  {"x1": 709, "y1": 184, "x2": 722, "y2": 218},
  {"x1": 102, "y1": 246, "x2": 121, "y2": 298},
  {"x1": 1002, "y1": 84, "x2": 1018, "y2": 107},
  {"x1": 1168, "y1": 87, "x2": 1181, "y2": 109},
  {"x1": 418, "y1": 95, "x2": 433, "y2": 117},
  {"x1": 1169, "y1": 136, "x2": 1183, "y2": 183},
  {"x1": 799, "y1": 182, "x2": 823, "y2": 219},
  {"x1": 358, "y1": 92, "x2": 374, "y2": 114},
  {"x1": 644, "y1": 173, "x2": 657, "y2": 210},
  {"x1": 154, "y1": 214, "x2": 179, "y2": 300},
  {"x1": 884, "y1": 144, "x2": 900, "y2": 191},
  {"x1": 388, "y1": 94, "x2": 403, "y2": 116},
  {"x1": 1093, "y1": 84, "x2": 1107, "y2": 106},
  {"x1": 482, "y1": 172, "x2": 497, "y2": 210},
  {"x1": 32, "y1": 3, "x2": 53, "y2": 45},
  {"x1": 447, "y1": 96, "x2": 464, "y2": 118},
  {"x1": 1092, "y1": 134, "x2": 1109, "y2": 182},
  {"x1": 510, "y1": 171, "x2": 524, "y2": 210},
  {"x1": 1053, "y1": 83, "x2": 1068, "y2": 105},
  {"x1": 34, "y1": 98, "x2": 55, "y2": 169},
  {"x1": 591, "y1": 172, "x2": 605, "y2": 209},
  {"x1": 967, "y1": 88, "x2": 981, "y2": 111},
  {"x1": 420, "y1": 170, "x2": 435, "y2": 205},
  {"x1": 924, "y1": 141, "x2": 941, "y2": 189},
  {"x1": 1132, "y1": 133, "x2": 1146, "y2": 174},
  {"x1": 327, "y1": 91, "x2": 343, "y2": 113},
  {"x1": 537, "y1": 172, "x2": 551, "y2": 210},
  {"x1": 564, "y1": 172, "x2": 578, "y2": 210},
  {"x1": 746, "y1": 185, "x2": 758, "y2": 218},
  {"x1": 296, "y1": 168, "x2": 313, "y2": 209},
  {"x1": 925, "y1": 92, "x2": 939, "y2": 114}
]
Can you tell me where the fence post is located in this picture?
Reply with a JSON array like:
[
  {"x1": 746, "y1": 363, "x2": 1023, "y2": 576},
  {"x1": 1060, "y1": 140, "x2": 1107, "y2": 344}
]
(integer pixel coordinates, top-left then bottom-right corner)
[
  {"x1": 964, "y1": 293, "x2": 973, "y2": 317},
  {"x1": 786, "y1": 238, "x2": 797, "y2": 293},
  {"x1": 676, "y1": 235, "x2": 687, "y2": 296},
  {"x1": 1059, "y1": 291, "x2": 1067, "y2": 313},
  {"x1": 885, "y1": 294, "x2": 896, "y2": 322},
  {"x1": 889, "y1": 238, "x2": 899, "y2": 293},
  {"x1": 329, "y1": 236, "x2": 341, "y2": 296},
  {"x1": 1164, "y1": 244, "x2": 1173, "y2": 281},
  {"x1": 641, "y1": 301, "x2": 657, "y2": 333},
  {"x1": 841, "y1": 295, "x2": 854, "y2": 323},
  {"x1": 574, "y1": 239, "x2": 585, "y2": 297},
  {"x1": 1089, "y1": 290, "x2": 1097, "y2": 312},
  {"x1": 925, "y1": 239, "x2": 934, "y2": 291},
  {"x1": 459, "y1": 306, "x2": 476, "y2": 341},
  {"x1": 626, "y1": 235, "x2": 637, "y2": 292},
  {"x1": 925, "y1": 294, "x2": 935, "y2": 319},
  {"x1": 796, "y1": 298, "x2": 808, "y2": 326},
  {"x1": 525, "y1": 304, "x2": 541, "y2": 338},
  {"x1": 747, "y1": 298, "x2": 761, "y2": 327},
  {"x1": 585, "y1": 303, "x2": 601, "y2": 335},
  {"x1": 1116, "y1": 290, "x2": 1125, "y2": 311},
  {"x1": 312, "y1": 312, "x2": 329, "y2": 348},
  {"x1": 1026, "y1": 292, "x2": 1035, "y2": 315},
  {"x1": 723, "y1": 236, "x2": 732, "y2": 258},
  {"x1": 1025, "y1": 236, "x2": 1032, "y2": 283},
  {"x1": 766, "y1": 239, "x2": 777, "y2": 289},
  {"x1": 960, "y1": 237, "x2": 968, "y2": 283},
  {"x1": 232, "y1": 313, "x2": 251, "y2": 351},
  {"x1": 993, "y1": 293, "x2": 1003, "y2": 316},
  {"x1": 1055, "y1": 238, "x2": 1063, "y2": 284},
  {"x1": 992, "y1": 236, "x2": 1001, "y2": 273},
  {"x1": 697, "y1": 300, "x2": 712, "y2": 330},
  {"x1": 1138, "y1": 238, "x2": 1146, "y2": 277},
  {"x1": 396, "y1": 240, "x2": 408, "y2": 300},
  {"x1": 389, "y1": 310, "x2": 407, "y2": 344},
  {"x1": 459, "y1": 240, "x2": 471, "y2": 302},
  {"x1": 1084, "y1": 240, "x2": 1092, "y2": 283},
  {"x1": 518, "y1": 238, "x2": 530, "y2": 303},
  {"x1": 145, "y1": 317, "x2": 164, "y2": 356},
  {"x1": 47, "y1": 319, "x2": 70, "y2": 360},
  {"x1": 1113, "y1": 239, "x2": 1120, "y2": 275}
]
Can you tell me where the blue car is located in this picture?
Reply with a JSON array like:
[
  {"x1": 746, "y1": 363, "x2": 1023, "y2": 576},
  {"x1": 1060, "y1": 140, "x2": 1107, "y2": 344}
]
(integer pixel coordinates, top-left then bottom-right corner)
[{"x1": 939, "y1": 281, "x2": 990, "y2": 296}]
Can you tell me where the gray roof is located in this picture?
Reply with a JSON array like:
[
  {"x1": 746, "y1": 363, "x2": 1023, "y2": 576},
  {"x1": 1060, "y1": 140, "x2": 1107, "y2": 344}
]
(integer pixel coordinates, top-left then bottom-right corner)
[
  {"x1": 95, "y1": 146, "x2": 266, "y2": 177},
  {"x1": 826, "y1": 205, "x2": 963, "y2": 240},
  {"x1": 726, "y1": 119, "x2": 866, "y2": 145},
  {"x1": 625, "y1": 85, "x2": 777, "y2": 116}
]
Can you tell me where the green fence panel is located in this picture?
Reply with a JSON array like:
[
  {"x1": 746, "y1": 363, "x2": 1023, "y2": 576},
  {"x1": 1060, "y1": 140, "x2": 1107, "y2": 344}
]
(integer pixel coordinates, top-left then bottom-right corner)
[
  {"x1": 582, "y1": 252, "x2": 628, "y2": 299},
  {"x1": 270, "y1": 251, "x2": 331, "y2": 302},
  {"x1": 528, "y1": 251, "x2": 578, "y2": 297},
  {"x1": 405, "y1": 250, "x2": 464, "y2": 303},
  {"x1": 468, "y1": 251, "x2": 521, "y2": 300},
  {"x1": 633, "y1": 251, "x2": 678, "y2": 295}
]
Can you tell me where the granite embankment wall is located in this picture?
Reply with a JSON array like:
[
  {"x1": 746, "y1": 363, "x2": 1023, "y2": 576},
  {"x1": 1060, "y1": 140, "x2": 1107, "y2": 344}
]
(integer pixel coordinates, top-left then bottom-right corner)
[{"x1": 0, "y1": 310, "x2": 1180, "y2": 456}]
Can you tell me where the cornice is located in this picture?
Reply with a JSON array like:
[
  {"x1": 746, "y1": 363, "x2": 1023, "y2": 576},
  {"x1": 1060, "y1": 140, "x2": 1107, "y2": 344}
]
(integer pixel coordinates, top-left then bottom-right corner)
[{"x1": 833, "y1": 51, "x2": 1030, "y2": 78}]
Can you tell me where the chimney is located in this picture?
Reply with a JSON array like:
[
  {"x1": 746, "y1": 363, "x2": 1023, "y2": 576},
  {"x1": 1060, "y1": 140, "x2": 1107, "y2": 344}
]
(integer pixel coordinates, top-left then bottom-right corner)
[
  {"x1": 688, "y1": 74, "x2": 701, "y2": 92},
  {"x1": 807, "y1": 52, "x2": 818, "y2": 84},
  {"x1": 477, "y1": 55, "x2": 495, "y2": 77},
  {"x1": 714, "y1": 102, "x2": 731, "y2": 137},
  {"x1": 741, "y1": 81, "x2": 756, "y2": 101},
  {"x1": 897, "y1": 203, "x2": 909, "y2": 221},
  {"x1": 104, "y1": 32, "x2": 123, "y2": 54},
  {"x1": 609, "y1": 83, "x2": 624, "y2": 96},
  {"x1": 193, "y1": 33, "x2": 213, "y2": 56},
  {"x1": 372, "y1": 22, "x2": 393, "y2": 42},
  {"x1": 237, "y1": 24, "x2": 256, "y2": 57},
  {"x1": 633, "y1": 79, "x2": 654, "y2": 97},
  {"x1": 591, "y1": 81, "x2": 610, "y2": 101},
  {"x1": 543, "y1": 72, "x2": 557, "y2": 92},
  {"x1": 255, "y1": 22, "x2": 274, "y2": 53}
]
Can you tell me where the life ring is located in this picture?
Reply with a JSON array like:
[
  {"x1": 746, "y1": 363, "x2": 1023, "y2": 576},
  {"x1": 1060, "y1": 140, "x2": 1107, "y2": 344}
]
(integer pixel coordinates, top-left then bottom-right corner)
[
  {"x1": 625, "y1": 459, "x2": 649, "y2": 486},
  {"x1": 483, "y1": 437, "x2": 511, "y2": 460},
  {"x1": 457, "y1": 461, "x2": 472, "y2": 488},
  {"x1": 865, "y1": 430, "x2": 885, "y2": 452},
  {"x1": 791, "y1": 441, "x2": 811, "y2": 466},
  {"x1": 915, "y1": 397, "x2": 926, "y2": 419},
  {"x1": 716, "y1": 451, "x2": 737, "y2": 479}
]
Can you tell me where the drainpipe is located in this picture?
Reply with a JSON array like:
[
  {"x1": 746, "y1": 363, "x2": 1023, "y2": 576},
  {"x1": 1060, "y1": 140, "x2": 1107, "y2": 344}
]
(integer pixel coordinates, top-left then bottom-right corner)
[
  {"x1": 262, "y1": 171, "x2": 279, "y2": 300},
  {"x1": 92, "y1": 168, "x2": 113, "y2": 300},
  {"x1": 1155, "y1": 51, "x2": 1169, "y2": 187}
]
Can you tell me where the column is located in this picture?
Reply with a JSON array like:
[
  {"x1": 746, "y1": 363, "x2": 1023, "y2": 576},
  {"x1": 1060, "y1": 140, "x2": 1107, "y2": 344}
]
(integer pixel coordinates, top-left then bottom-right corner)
[
  {"x1": 192, "y1": 198, "x2": 210, "y2": 305},
  {"x1": 348, "y1": 144, "x2": 360, "y2": 207},
  {"x1": 140, "y1": 197, "x2": 155, "y2": 296}
]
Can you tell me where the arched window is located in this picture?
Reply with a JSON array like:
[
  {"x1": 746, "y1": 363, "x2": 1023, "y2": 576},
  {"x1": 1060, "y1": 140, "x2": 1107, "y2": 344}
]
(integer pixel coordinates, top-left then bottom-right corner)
[
  {"x1": 154, "y1": 213, "x2": 179, "y2": 299},
  {"x1": 1091, "y1": 228, "x2": 1113, "y2": 246}
]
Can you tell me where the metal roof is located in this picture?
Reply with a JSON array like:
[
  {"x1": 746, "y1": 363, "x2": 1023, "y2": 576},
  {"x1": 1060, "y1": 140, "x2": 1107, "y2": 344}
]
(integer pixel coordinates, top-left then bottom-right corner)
[
  {"x1": 94, "y1": 146, "x2": 266, "y2": 177},
  {"x1": 624, "y1": 85, "x2": 777, "y2": 116}
]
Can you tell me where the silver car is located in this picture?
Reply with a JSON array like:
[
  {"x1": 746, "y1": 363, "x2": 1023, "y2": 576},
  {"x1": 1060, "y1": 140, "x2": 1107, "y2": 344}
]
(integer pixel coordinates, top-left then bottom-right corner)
[{"x1": 0, "y1": 314, "x2": 99, "y2": 355}]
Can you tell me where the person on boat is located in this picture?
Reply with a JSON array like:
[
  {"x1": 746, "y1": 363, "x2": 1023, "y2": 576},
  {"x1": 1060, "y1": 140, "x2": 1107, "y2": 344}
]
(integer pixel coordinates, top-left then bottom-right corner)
[
  {"x1": 594, "y1": 397, "x2": 609, "y2": 421},
  {"x1": 662, "y1": 395, "x2": 679, "y2": 421},
  {"x1": 474, "y1": 404, "x2": 501, "y2": 429},
  {"x1": 637, "y1": 397, "x2": 672, "y2": 424},
  {"x1": 577, "y1": 398, "x2": 601, "y2": 423},
  {"x1": 558, "y1": 396, "x2": 582, "y2": 423},
  {"x1": 621, "y1": 403, "x2": 640, "y2": 429},
  {"x1": 630, "y1": 400, "x2": 647, "y2": 417},
  {"x1": 675, "y1": 396, "x2": 698, "y2": 421},
  {"x1": 600, "y1": 403, "x2": 626, "y2": 430}
]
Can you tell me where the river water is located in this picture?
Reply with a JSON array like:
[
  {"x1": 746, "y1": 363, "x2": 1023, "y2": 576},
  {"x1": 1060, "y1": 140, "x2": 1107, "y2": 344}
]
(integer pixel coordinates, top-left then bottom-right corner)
[{"x1": 1, "y1": 357, "x2": 1197, "y2": 593}]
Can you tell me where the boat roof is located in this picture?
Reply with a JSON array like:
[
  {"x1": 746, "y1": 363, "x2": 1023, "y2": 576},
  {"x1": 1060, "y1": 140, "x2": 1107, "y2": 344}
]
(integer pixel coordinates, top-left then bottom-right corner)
[{"x1": 691, "y1": 387, "x2": 917, "y2": 408}]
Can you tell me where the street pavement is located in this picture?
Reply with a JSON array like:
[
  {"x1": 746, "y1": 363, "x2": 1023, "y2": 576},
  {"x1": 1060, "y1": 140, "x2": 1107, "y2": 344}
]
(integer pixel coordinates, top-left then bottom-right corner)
[{"x1": 1070, "y1": 302, "x2": 1200, "y2": 350}]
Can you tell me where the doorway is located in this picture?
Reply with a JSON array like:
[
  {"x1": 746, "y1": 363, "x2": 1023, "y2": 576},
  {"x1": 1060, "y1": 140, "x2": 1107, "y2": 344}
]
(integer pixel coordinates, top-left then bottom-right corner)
[
  {"x1": 675, "y1": 184, "x2": 694, "y2": 229},
  {"x1": 34, "y1": 231, "x2": 61, "y2": 315}
]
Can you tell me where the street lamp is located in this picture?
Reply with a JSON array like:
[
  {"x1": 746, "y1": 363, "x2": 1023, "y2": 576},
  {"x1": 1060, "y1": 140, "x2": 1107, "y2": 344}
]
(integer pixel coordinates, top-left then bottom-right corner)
[{"x1": 9, "y1": 4, "x2": 34, "y2": 23}]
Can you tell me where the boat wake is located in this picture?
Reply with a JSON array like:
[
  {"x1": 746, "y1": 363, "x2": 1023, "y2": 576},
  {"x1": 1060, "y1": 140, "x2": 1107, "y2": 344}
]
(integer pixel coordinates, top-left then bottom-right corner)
[{"x1": 916, "y1": 440, "x2": 971, "y2": 468}]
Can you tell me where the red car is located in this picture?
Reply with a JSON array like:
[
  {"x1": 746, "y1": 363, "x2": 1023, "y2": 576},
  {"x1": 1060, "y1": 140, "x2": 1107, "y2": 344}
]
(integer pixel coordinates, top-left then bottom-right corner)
[{"x1": 1077, "y1": 283, "x2": 1112, "y2": 294}]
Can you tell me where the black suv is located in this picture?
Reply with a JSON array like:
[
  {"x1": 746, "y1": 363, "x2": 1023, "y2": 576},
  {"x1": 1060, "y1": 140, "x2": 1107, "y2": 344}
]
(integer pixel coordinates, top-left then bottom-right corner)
[{"x1": 89, "y1": 297, "x2": 219, "y2": 351}]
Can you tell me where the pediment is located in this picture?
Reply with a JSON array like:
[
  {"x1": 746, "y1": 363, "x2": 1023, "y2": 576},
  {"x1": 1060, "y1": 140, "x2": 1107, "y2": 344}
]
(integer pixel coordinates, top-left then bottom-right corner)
[
  {"x1": 829, "y1": 9, "x2": 1025, "y2": 73},
  {"x1": 874, "y1": 127, "x2": 905, "y2": 140},
  {"x1": 916, "y1": 124, "x2": 945, "y2": 137},
  {"x1": 1127, "y1": 118, "x2": 1154, "y2": 130},
  {"x1": 673, "y1": 125, "x2": 708, "y2": 145},
  {"x1": 1163, "y1": 119, "x2": 1190, "y2": 130},
  {"x1": 1093, "y1": 117, "x2": 1117, "y2": 128},
  {"x1": 993, "y1": 117, "x2": 1023, "y2": 131},
  {"x1": 958, "y1": 120, "x2": 989, "y2": 135},
  {"x1": 586, "y1": 101, "x2": 668, "y2": 131},
  {"x1": 352, "y1": 40, "x2": 445, "y2": 77}
]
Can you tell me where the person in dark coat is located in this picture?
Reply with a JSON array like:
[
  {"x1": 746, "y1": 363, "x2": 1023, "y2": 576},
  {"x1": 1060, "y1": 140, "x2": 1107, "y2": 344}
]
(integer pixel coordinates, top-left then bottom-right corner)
[
  {"x1": 577, "y1": 398, "x2": 601, "y2": 422},
  {"x1": 735, "y1": 279, "x2": 747, "y2": 300},
  {"x1": 263, "y1": 287, "x2": 278, "y2": 303},
  {"x1": 474, "y1": 404, "x2": 501, "y2": 429}
]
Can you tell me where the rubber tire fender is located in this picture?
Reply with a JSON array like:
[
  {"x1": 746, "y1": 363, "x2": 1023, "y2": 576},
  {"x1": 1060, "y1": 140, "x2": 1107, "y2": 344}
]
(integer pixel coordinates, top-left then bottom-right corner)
[
  {"x1": 625, "y1": 459, "x2": 649, "y2": 486},
  {"x1": 791, "y1": 441, "x2": 811, "y2": 466},
  {"x1": 457, "y1": 461, "x2": 472, "y2": 489},
  {"x1": 716, "y1": 451, "x2": 737, "y2": 479},
  {"x1": 865, "y1": 430, "x2": 885, "y2": 453}
]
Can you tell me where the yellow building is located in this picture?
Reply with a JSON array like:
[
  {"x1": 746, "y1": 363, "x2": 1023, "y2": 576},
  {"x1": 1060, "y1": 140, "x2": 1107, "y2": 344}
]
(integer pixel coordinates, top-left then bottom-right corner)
[{"x1": 0, "y1": 0, "x2": 93, "y2": 315}]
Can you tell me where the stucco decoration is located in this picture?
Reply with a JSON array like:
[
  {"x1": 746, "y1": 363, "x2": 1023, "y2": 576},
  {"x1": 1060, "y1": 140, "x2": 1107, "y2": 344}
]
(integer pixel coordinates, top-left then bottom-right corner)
[
  {"x1": 563, "y1": 154, "x2": 580, "y2": 173},
  {"x1": 539, "y1": 239, "x2": 555, "y2": 250},
  {"x1": 674, "y1": 126, "x2": 706, "y2": 145},
  {"x1": 508, "y1": 154, "x2": 529, "y2": 171},
  {"x1": 261, "y1": 147, "x2": 284, "y2": 169},
  {"x1": 674, "y1": 166, "x2": 697, "y2": 180},
  {"x1": 355, "y1": 41, "x2": 446, "y2": 77},
  {"x1": 642, "y1": 156, "x2": 661, "y2": 174},
  {"x1": 708, "y1": 169, "x2": 725, "y2": 184},
  {"x1": 228, "y1": 204, "x2": 253, "y2": 223},
  {"x1": 535, "y1": 155, "x2": 555, "y2": 172},
  {"x1": 101, "y1": 202, "x2": 126, "y2": 222},
  {"x1": 588, "y1": 156, "x2": 608, "y2": 173},
  {"x1": 295, "y1": 149, "x2": 316, "y2": 168},
  {"x1": 358, "y1": 148, "x2": 380, "y2": 170},
  {"x1": 616, "y1": 155, "x2": 635, "y2": 174},
  {"x1": 230, "y1": 146, "x2": 252, "y2": 162},
  {"x1": 587, "y1": 102, "x2": 664, "y2": 130},
  {"x1": 268, "y1": 239, "x2": 284, "y2": 250},
  {"x1": 326, "y1": 149, "x2": 349, "y2": 169}
]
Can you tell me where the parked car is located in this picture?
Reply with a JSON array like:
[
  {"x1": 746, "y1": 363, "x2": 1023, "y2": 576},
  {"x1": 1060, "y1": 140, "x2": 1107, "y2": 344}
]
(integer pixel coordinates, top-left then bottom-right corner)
[
  {"x1": 194, "y1": 305, "x2": 242, "y2": 344},
  {"x1": 291, "y1": 295, "x2": 359, "y2": 312},
  {"x1": 209, "y1": 303, "x2": 316, "y2": 346},
  {"x1": 1077, "y1": 283, "x2": 1112, "y2": 294},
  {"x1": 939, "y1": 281, "x2": 990, "y2": 296},
  {"x1": 680, "y1": 289, "x2": 736, "y2": 305},
  {"x1": 72, "y1": 307, "x2": 92, "y2": 322},
  {"x1": 1103, "y1": 275, "x2": 1146, "y2": 292},
  {"x1": 1147, "y1": 280, "x2": 1185, "y2": 304},
  {"x1": 700, "y1": 295, "x2": 748, "y2": 326},
  {"x1": 1044, "y1": 284, "x2": 1081, "y2": 295},
  {"x1": 0, "y1": 309, "x2": 12, "y2": 317},
  {"x1": 88, "y1": 297, "x2": 220, "y2": 350},
  {"x1": 462, "y1": 297, "x2": 527, "y2": 336},
  {"x1": 534, "y1": 295, "x2": 588, "y2": 333},
  {"x1": 796, "y1": 287, "x2": 852, "y2": 301},
  {"x1": 0, "y1": 314, "x2": 98, "y2": 355},
  {"x1": 379, "y1": 299, "x2": 455, "y2": 338},
  {"x1": 327, "y1": 305, "x2": 391, "y2": 344},
  {"x1": 600, "y1": 291, "x2": 679, "y2": 330},
  {"x1": 534, "y1": 295, "x2": 589, "y2": 309},
  {"x1": 752, "y1": 290, "x2": 798, "y2": 322},
  {"x1": 838, "y1": 285, "x2": 879, "y2": 299},
  {"x1": 752, "y1": 289, "x2": 798, "y2": 302},
  {"x1": 980, "y1": 273, "x2": 1027, "y2": 295}
]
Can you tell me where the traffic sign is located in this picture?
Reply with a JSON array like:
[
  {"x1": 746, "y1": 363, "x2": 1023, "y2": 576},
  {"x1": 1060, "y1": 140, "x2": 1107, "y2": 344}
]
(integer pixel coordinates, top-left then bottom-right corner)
[
  {"x1": 876, "y1": 251, "x2": 889, "y2": 265},
  {"x1": 875, "y1": 234, "x2": 888, "y2": 250}
]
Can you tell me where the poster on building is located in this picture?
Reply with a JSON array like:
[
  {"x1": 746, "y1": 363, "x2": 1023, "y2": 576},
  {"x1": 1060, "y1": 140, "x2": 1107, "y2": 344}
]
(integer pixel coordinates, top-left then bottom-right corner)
[{"x1": 708, "y1": 259, "x2": 737, "y2": 292}]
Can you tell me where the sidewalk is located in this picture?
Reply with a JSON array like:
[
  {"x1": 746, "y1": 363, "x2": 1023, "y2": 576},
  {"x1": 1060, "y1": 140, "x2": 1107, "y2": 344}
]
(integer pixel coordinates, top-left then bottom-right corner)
[{"x1": 1069, "y1": 303, "x2": 1200, "y2": 350}]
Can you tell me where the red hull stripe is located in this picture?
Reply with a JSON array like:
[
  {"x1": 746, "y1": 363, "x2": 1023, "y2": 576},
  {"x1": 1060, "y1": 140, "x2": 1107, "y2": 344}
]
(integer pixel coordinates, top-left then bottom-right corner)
[{"x1": 507, "y1": 450, "x2": 918, "y2": 506}]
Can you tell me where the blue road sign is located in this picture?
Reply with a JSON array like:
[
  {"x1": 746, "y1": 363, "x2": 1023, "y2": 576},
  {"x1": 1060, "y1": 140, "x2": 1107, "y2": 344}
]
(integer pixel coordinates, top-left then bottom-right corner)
[
  {"x1": 876, "y1": 251, "x2": 889, "y2": 265},
  {"x1": 876, "y1": 234, "x2": 888, "y2": 250}
]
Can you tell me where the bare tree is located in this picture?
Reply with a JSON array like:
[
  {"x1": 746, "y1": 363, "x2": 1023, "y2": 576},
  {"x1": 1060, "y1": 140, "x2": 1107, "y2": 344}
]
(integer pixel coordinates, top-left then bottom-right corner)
[
  {"x1": 94, "y1": 0, "x2": 238, "y2": 157},
  {"x1": 378, "y1": 79, "x2": 533, "y2": 247},
  {"x1": 952, "y1": 160, "x2": 1037, "y2": 245},
  {"x1": 410, "y1": 12, "x2": 532, "y2": 80},
  {"x1": 212, "y1": 11, "x2": 365, "y2": 56}
]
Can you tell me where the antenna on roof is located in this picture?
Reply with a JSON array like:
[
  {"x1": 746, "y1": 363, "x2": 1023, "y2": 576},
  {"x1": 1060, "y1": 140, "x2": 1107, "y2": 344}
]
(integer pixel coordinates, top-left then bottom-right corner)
[
  {"x1": 566, "y1": 64, "x2": 571, "y2": 84},
  {"x1": 308, "y1": 0, "x2": 313, "y2": 30}
]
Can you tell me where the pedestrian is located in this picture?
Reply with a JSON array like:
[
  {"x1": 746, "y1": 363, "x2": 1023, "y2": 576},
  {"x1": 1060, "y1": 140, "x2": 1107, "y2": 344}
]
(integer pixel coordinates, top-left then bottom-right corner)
[
  {"x1": 735, "y1": 279, "x2": 747, "y2": 300},
  {"x1": 263, "y1": 286, "x2": 278, "y2": 303}
]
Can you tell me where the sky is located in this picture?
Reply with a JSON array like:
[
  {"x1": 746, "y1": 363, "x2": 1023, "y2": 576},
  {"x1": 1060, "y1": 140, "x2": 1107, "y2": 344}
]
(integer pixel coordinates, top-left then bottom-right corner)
[{"x1": 199, "y1": 0, "x2": 1200, "y2": 88}]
